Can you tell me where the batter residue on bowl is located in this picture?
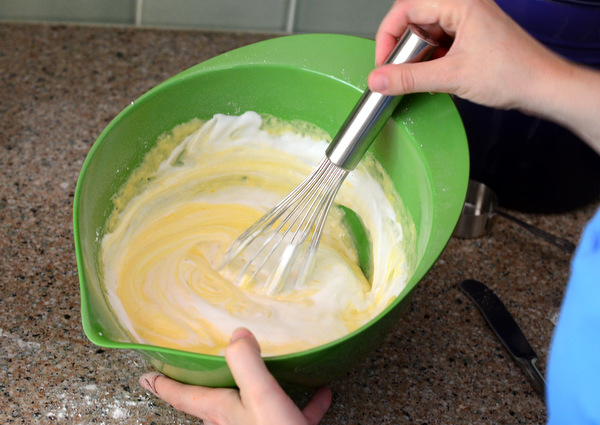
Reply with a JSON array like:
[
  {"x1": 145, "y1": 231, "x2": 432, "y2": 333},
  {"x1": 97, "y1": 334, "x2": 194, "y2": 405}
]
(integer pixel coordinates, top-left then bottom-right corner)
[{"x1": 101, "y1": 111, "x2": 414, "y2": 356}]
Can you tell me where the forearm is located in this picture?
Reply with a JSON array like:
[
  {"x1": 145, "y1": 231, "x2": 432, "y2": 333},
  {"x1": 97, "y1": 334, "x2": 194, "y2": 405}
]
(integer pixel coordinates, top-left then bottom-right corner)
[{"x1": 526, "y1": 58, "x2": 600, "y2": 154}]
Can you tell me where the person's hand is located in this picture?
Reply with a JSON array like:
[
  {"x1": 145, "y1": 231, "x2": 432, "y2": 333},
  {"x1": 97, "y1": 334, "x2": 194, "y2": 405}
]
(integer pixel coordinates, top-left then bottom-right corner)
[
  {"x1": 368, "y1": 0, "x2": 600, "y2": 151},
  {"x1": 369, "y1": 0, "x2": 564, "y2": 110},
  {"x1": 139, "y1": 328, "x2": 332, "y2": 425}
]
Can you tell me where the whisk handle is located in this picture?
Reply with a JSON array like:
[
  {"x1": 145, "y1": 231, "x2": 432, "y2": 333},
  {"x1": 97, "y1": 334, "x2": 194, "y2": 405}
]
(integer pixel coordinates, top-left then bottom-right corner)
[{"x1": 325, "y1": 25, "x2": 438, "y2": 170}]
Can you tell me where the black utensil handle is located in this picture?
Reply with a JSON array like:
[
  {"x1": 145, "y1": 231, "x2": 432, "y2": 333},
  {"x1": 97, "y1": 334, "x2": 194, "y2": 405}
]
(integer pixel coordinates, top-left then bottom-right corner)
[{"x1": 459, "y1": 279, "x2": 547, "y2": 398}]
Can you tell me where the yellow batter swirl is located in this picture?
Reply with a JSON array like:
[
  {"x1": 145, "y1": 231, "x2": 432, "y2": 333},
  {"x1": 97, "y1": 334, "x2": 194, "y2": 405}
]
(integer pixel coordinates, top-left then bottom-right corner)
[{"x1": 101, "y1": 112, "x2": 413, "y2": 356}]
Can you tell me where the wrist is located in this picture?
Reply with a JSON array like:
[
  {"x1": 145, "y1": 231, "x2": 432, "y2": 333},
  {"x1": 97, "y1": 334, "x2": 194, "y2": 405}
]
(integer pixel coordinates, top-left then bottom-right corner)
[{"x1": 521, "y1": 55, "x2": 600, "y2": 152}]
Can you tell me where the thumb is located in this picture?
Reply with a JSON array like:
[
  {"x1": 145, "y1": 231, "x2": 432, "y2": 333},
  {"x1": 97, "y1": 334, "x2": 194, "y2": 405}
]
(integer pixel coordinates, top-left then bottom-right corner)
[
  {"x1": 225, "y1": 328, "x2": 281, "y2": 395},
  {"x1": 368, "y1": 60, "x2": 451, "y2": 96}
]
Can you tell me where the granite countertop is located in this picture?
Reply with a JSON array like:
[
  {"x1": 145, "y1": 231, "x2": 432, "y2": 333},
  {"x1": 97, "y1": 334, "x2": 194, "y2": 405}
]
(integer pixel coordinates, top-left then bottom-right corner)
[{"x1": 1, "y1": 23, "x2": 598, "y2": 424}]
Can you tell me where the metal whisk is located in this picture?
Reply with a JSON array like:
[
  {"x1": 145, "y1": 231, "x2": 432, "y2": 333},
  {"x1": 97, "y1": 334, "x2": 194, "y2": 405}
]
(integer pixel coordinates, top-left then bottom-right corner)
[{"x1": 220, "y1": 25, "x2": 437, "y2": 295}]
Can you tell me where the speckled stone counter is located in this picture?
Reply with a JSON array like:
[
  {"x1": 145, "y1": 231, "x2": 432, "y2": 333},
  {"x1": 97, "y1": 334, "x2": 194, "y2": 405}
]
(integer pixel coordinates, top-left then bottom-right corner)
[{"x1": 1, "y1": 23, "x2": 598, "y2": 424}]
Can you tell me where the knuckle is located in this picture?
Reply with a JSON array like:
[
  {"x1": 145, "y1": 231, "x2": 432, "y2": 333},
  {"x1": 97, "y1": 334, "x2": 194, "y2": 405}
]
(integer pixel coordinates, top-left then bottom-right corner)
[{"x1": 392, "y1": 67, "x2": 416, "y2": 94}]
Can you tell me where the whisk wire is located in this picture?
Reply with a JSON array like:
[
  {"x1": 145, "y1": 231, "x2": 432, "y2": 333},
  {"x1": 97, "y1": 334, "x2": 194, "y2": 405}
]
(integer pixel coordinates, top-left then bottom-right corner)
[
  {"x1": 264, "y1": 158, "x2": 348, "y2": 294},
  {"x1": 243, "y1": 159, "x2": 334, "y2": 286},
  {"x1": 221, "y1": 169, "x2": 316, "y2": 274},
  {"x1": 223, "y1": 160, "x2": 331, "y2": 263},
  {"x1": 221, "y1": 157, "x2": 348, "y2": 293},
  {"x1": 294, "y1": 166, "x2": 347, "y2": 289}
]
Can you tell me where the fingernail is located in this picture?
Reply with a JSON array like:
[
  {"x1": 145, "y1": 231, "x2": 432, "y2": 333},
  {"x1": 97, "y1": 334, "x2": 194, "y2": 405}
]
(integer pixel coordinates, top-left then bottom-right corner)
[
  {"x1": 139, "y1": 372, "x2": 164, "y2": 398},
  {"x1": 369, "y1": 73, "x2": 389, "y2": 93},
  {"x1": 229, "y1": 327, "x2": 250, "y2": 343}
]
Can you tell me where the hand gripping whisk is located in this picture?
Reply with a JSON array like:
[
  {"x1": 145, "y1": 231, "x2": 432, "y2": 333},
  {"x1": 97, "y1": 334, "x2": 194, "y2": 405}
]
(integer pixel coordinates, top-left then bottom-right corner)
[{"x1": 219, "y1": 26, "x2": 437, "y2": 295}]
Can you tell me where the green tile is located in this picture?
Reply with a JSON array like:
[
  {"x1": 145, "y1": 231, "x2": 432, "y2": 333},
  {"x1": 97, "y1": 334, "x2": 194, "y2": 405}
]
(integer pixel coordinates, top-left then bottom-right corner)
[
  {"x1": 141, "y1": 0, "x2": 288, "y2": 32},
  {"x1": 0, "y1": 0, "x2": 136, "y2": 24},
  {"x1": 294, "y1": 0, "x2": 392, "y2": 37}
]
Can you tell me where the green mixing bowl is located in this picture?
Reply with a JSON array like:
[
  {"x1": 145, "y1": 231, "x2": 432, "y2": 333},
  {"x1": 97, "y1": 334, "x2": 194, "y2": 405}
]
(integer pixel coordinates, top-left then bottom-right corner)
[{"x1": 73, "y1": 34, "x2": 469, "y2": 388}]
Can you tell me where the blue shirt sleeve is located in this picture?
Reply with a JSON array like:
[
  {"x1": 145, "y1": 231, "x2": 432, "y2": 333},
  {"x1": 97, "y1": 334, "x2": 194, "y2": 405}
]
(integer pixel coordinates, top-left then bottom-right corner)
[{"x1": 547, "y1": 207, "x2": 600, "y2": 424}]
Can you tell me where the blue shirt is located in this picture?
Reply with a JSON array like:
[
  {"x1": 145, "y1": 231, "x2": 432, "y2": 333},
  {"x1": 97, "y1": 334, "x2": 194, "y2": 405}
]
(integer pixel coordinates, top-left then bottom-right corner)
[{"x1": 547, "y1": 207, "x2": 600, "y2": 424}]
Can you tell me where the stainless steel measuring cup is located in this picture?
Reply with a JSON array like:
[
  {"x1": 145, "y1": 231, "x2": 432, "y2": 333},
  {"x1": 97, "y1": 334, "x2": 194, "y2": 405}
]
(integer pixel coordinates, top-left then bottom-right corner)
[{"x1": 453, "y1": 180, "x2": 576, "y2": 253}]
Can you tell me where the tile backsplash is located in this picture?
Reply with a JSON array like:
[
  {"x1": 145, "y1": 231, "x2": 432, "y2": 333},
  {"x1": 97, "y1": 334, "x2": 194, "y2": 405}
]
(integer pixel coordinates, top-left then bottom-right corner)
[
  {"x1": 0, "y1": 0, "x2": 137, "y2": 26},
  {"x1": 0, "y1": 0, "x2": 393, "y2": 37}
]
